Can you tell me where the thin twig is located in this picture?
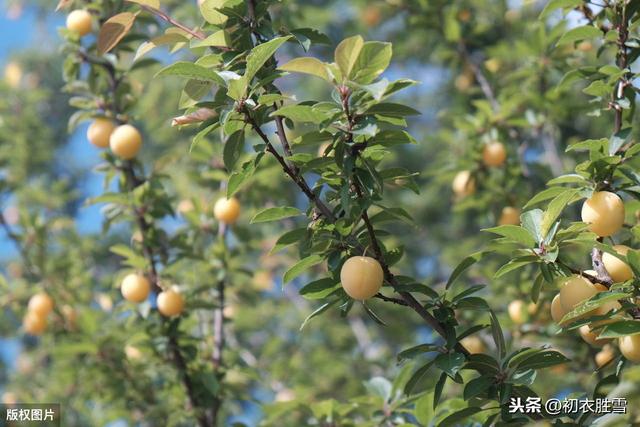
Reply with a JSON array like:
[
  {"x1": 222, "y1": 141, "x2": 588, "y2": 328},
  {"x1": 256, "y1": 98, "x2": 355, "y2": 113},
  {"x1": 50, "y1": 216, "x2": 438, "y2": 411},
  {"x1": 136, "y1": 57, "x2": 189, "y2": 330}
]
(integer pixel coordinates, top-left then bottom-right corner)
[{"x1": 138, "y1": 4, "x2": 207, "y2": 41}]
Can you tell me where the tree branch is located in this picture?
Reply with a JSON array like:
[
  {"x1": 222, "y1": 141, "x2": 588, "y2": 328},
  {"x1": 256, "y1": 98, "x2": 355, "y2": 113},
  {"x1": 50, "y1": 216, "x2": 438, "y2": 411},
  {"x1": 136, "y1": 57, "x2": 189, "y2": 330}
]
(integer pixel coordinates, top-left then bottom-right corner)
[{"x1": 138, "y1": 4, "x2": 207, "y2": 41}]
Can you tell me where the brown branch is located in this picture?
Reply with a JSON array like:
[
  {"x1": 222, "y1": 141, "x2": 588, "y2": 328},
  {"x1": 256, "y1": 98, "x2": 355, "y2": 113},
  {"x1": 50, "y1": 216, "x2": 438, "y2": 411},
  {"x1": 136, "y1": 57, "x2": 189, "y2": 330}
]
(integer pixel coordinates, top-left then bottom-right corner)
[
  {"x1": 458, "y1": 41, "x2": 499, "y2": 112},
  {"x1": 591, "y1": 247, "x2": 614, "y2": 287},
  {"x1": 138, "y1": 4, "x2": 207, "y2": 41}
]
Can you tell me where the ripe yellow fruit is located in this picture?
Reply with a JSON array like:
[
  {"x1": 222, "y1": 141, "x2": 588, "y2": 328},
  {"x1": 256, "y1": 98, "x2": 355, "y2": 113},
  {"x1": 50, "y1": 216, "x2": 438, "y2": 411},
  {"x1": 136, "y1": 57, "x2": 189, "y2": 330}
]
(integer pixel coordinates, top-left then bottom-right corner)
[
  {"x1": 27, "y1": 292, "x2": 54, "y2": 317},
  {"x1": 595, "y1": 345, "x2": 615, "y2": 368},
  {"x1": 120, "y1": 273, "x2": 150, "y2": 303},
  {"x1": 460, "y1": 335, "x2": 485, "y2": 354},
  {"x1": 484, "y1": 58, "x2": 501, "y2": 73},
  {"x1": 109, "y1": 124, "x2": 142, "y2": 160},
  {"x1": 620, "y1": 334, "x2": 640, "y2": 362},
  {"x1": 4, "y1": 62, "x2": 22, "y2": 88},
  {"x1": 157, "y1": 289, "x2": 185, "y2": 317},
  {"x1": 23, "y1": 312, "x2": 47, "y2": 335},
  {"x1": 559, "y1": 275, "x2": 598, "y2": 313},
  {"x1": 177, "y1": 199, "x2": 195, "y2": 215},
  {"x1": 579, "y1": 325, "x2": 610, "y2": 346},
  {"x1": 253, "y1": 270, "x2": 273, "y2": 291},
  {"x1": 508, "y1": 300, "x2": 526, "y2": 324},
  {"x1": 317, "y1": 142, "x2": 333, "y2": 157},
  {"x1": 452, "y1": 170, "x2": 476, "y2": 197},
  {"x1": 482, "y1": 141, "x2": 507, "y2": 167},
  {"x1": 66, "y1": 10, "x2": 93, "y2": 36},
  {"x1": 340, "y1": 256, "x2": 384, "y2": 300},
  {"x1": 87, "y1": 118, "x2": 116, "y2": 148},
  {"x1": 124, "y1": 344, "x2": 143, "y2": 361},
  {"x1": 61, "y1": 304, "x2": 77, "y2": 326},
  {"x1": 550, "y1": 294, "x2": 566, "y2": 325},
  {"x1": 213, "y1": 197, "x2": 241, "y2": 224},
  {"x1": 362, "y1": 6, "x2": 382, "y2": 27},
  {"x1": 1, "y1": 392, "x2": 17, "y2": 405},
  {"x1": 498, "y1": 206, "x2": 520, "y2": 226},
  {"x1": 581, "y1": 191, "x2": 625, "y2": 237},
  {"x1": 602, "y1": 245, "x2": 634, "y2": 283}
]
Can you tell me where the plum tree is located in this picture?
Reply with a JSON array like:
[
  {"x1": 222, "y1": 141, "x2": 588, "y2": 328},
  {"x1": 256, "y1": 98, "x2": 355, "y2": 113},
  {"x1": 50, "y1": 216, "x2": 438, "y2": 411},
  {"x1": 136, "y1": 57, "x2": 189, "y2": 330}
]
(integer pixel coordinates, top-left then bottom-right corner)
[
  {"x1": 120, "y1": 273, "x2": 150, "y2": 303},
  {"x1": 482, "y1": 141, "x2": 507, "y2": 167},
  {"x1": 87, "y1": 118, "x2": 115, "y2": 148},
  {"x1": 340, "y1": 256, "x2": 383, "y2": 300},
  {"x1": 66, "y1": 10, "x2": 92, "y2": 36},
  {"x1": 213, "y1": 197, "x2": 240, "y2": 225},
  {"x1": 602, "y1": 245, "x2": 634, "y2": 283},
  {"x1": 109, "y1": 124, "x2": 142, "y2": 159},
  {"x1": 157, "y1": 289, "x2": 185, "y2": 317},
  {"x1": 452, "y1": 170, "x2": 476, "y2": 197},
  {"x1": 581, "y1": 191, "x2": 625, "y2": 237}
]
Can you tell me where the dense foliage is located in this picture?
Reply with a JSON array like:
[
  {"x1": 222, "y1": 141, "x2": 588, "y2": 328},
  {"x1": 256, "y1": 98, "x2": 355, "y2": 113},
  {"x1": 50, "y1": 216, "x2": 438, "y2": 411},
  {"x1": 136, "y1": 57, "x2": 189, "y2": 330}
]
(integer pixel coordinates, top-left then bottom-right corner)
[{"x1": 2, "y1": 0, "x2": 640, "y2": 425}]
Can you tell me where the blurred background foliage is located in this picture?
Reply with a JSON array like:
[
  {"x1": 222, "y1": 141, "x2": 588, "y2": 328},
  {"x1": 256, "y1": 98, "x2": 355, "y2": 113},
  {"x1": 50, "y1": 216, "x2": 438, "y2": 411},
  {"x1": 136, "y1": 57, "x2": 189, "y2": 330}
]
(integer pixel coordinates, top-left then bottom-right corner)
[{"x1": 1, "y1": 0, "x2": 640, "y2": 425}]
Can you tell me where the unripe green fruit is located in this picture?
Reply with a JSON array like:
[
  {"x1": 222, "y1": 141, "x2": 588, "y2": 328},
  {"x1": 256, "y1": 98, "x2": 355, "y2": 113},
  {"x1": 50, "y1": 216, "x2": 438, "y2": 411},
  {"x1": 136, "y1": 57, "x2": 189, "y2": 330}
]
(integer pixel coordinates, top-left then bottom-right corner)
[
  {"x1": 110, "y1": 124, "x2": 142, "y2": 160},
  {"x1": 87, "y1": 118, "x2": 116, "y2": 148},
  {"x1": 66, "y1": 10, "x2": 93, "y2": 36},
  {"x1": 581, "y1": 191, "x2": 625, "y2": 237},
  {"x1": 121, "y1": 273, "x2": 150, "y2": 303},
  {"x1": 157, "y1": 289, "x2": 184, "y2": 317},
  {"x1": 340, "y1": 256, "x2": 383, "y2": 300}
]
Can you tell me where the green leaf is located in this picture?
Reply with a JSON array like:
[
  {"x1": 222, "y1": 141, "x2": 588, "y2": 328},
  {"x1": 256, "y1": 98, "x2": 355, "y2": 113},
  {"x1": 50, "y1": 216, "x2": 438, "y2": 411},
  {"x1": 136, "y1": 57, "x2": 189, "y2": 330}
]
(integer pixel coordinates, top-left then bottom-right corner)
[
  {"x1": 279, "y1": 57, "x2": 332, "y2": 82},
  {"x1": 97, "y1": 12, "x2": 138, "y2": 55},
  {"x1": 227, "y1": 154, "x2": 262, "y2": 197},
  {"x1": 299, "y1": 278, "x2": 340, "y2": 300},
  {"x1": 300, "y1": 299, "x2": 338, "y2": 330},
  {"x1": 494, "y1": 256, "x2": 538, "y2": 278},
  {"x1": 109, "y1": 244, "x2": 147, "y2": 269},
  {"x1": 270, "y1": 227, "x2": 308, "y2": 253},
  {"x1": 521, "y1": 209, "x2": 544, "y2": 244},
  {"x1": 352, "y1": 41, "x2": 392, "y2": 84},
  {"x1": 463, "y1": 376, "x2": 494, "y2": 400},
  {"x1": 245, "y1": 36, "x2": 291, "y2": 82},
  {"x1": 513, "y1": 350, "x2": 570, "y2": 371},
  {"x1": 283, "y1": 255, "x2": 324, "y2": 284},
  {"x1": 435, "y1": 352, "x2": 465, "y2": 377},
  {"x1": 156, "y1": 61, "x2": 226, "y2": 85},
  {"x1": 365, "y1": 103, "x2": 421, "y2": 117},
  {"x1": 446, "y1": 251, "x2": 486, "y2": 289},
  {"x1": 199, "y1": 0, "x2": 228, "y2": 25},
  {"x1": 334, "y1": 35, "x2": 364, "y2": 80},
  {"x1": 191, "y1": 30, "x2": 231, "y2": 48},
  {"x1": 489, "y1": 310, "x2": 506, "y2": 358},
  {"x1": 482, "y1": 225, "x2": 535, "y2": 247},
  {"x1": 271, "y1": 104, "x2": 329, "y2": 124},
  {"x1": 539, "y1": 0, "x2": 582, "y2": 19},
  {"x1": 541, "y1": 188, "x2": 580, "y2": 239},
  {"x1": 600, "y1": 321, "x2": 640, "y2": 338},
  {"x1": 414, "y1": 392, "x2": 435, "y2": 425},
  {"x1": 251, "y1": 206, "x2": 303, "y2": 224},
  {"x1": 134, "y1": 33, "x2": 188, "y2": 61},
  {"x1": 404, "y1": 359, "x2": 436, "y2": 394},
  {"x1": 556, "y1": 25, "x2": 602, "y2": 46},
  {"x1": 223, "y1": 130, "x2": 245, "y2": 171},
  {"x1": 437, "y1": 407, "x2": 483, "y2": 427},
  {"x1": 397, "y1": 344, "x2": 439, "y2": 362}
]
